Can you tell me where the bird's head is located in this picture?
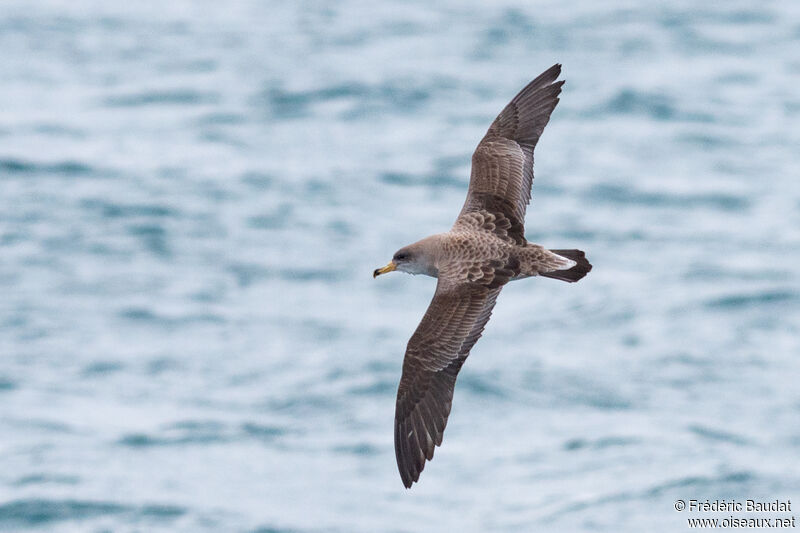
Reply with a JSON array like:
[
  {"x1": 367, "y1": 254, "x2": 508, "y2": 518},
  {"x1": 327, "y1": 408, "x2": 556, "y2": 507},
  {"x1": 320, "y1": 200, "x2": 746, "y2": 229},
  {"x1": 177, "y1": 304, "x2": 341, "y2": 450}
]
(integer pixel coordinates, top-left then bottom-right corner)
[{"x1": 373, "y1": 237, "x2": 441, "y2": 278}]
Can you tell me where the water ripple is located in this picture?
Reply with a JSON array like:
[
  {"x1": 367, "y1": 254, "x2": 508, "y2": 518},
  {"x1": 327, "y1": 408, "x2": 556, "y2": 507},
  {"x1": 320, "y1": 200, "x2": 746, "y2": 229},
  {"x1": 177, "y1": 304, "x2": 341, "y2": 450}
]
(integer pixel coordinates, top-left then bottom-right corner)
[
  {"x1": 0, "y1": 158, "x2": 94, "y2": 176},
  {"x1": 688, "y1": 424, "x2": 750, "y2": 446},
  {"x1": 0, "y1": 499, "x2": 185, "y2": 528},
  {"x1": 705, "y1": 290, "x2": 798, "y2": 310},
  {"x1": 0, "y1": 499, "x2": 125, "y2": 528},
  {"x1": 585, "y1": 184, "x2": 749, "y2": 211},
  {"x1": 260, "y1": 78, "x2": 448, "y2": 119},
  {"x1": 104, "y1": 90, "x2": 219, "y2": 107},
  {"x1": 117, "y1": 420, "x2": 290, "y2": 448}
]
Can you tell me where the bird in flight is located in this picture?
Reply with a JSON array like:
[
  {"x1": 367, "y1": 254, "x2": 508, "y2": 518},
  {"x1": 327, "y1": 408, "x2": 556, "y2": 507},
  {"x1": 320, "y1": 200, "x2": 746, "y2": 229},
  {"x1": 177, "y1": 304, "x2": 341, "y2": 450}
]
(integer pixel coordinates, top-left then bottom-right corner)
[{"x1": 373, "y1": 64, "x2": 591, "y2": 488}]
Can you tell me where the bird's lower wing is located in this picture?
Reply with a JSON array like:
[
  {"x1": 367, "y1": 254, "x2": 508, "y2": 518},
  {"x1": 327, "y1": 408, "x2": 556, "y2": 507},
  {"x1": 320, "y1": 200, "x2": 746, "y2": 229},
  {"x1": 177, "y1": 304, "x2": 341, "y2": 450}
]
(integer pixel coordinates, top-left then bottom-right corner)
[{"x1": 394, "y1": 281, "x2": 502, "y2": 488}]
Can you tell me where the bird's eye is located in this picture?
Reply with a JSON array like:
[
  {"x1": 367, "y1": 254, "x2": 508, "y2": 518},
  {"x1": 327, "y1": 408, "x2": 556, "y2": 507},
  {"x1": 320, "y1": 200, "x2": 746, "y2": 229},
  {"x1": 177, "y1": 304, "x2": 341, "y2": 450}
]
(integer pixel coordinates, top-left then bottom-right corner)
[{"x1": 394, "y1": 252, "x2": 408, "y2": 261}]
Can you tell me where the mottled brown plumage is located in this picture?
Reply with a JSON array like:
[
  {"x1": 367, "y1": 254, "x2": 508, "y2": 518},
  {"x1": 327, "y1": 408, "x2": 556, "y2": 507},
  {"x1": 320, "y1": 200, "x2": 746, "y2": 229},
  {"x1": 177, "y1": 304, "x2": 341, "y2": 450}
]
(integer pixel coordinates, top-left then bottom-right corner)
[{"x1": 373, "y1": 64, "x2": 592, "y2": 488}]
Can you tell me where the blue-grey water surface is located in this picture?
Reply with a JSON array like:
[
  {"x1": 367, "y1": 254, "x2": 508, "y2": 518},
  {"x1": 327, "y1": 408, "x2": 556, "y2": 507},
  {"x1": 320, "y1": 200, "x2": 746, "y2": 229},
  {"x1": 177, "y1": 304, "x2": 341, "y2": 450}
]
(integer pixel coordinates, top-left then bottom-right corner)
[{"x1": 1, "y1": 1, "x2": 799, "y2": 531}]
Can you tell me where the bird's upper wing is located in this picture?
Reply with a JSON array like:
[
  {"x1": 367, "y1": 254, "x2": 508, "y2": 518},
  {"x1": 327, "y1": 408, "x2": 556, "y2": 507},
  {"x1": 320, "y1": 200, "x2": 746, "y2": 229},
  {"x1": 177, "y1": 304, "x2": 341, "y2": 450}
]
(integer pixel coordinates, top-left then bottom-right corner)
[
  {"x1": 394, "y1": 262, "x2": 518, "y2": 487},
  {"x1": 454, "y1": 64, "x2": 564, "y2": 245}
]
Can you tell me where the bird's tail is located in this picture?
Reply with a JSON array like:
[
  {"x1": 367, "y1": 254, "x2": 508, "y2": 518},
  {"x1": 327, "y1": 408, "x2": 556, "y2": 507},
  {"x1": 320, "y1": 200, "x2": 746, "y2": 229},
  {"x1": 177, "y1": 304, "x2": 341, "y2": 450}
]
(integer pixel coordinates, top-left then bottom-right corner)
[{"x1": 540, "y1": 249, "x2": 592, "y2": 282}]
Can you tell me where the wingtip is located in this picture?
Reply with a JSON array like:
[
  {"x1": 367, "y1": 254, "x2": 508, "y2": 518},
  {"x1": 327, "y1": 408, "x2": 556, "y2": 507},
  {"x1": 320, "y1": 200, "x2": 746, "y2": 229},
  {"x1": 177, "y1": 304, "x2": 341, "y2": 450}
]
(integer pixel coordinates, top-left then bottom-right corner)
[
  {"x1": 553, "y1": 64, "x2": 564, "y2": 84},
  {"x1": 397, "y1": 448, "x2": 431, "y2": 489},
  {"x1": 521, "y1": 63, "x2": 564, "y2": 97},
  {"x1": 398, "y1": 465, "x2": 417, "y2": 489}
]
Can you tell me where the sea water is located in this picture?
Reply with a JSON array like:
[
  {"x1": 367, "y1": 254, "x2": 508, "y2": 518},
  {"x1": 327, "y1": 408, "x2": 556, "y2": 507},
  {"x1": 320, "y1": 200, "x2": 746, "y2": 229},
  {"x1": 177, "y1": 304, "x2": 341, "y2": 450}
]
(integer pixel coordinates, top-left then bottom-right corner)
[{"x1": 1, "y1": 1, "x2": 799, "y2": 531}]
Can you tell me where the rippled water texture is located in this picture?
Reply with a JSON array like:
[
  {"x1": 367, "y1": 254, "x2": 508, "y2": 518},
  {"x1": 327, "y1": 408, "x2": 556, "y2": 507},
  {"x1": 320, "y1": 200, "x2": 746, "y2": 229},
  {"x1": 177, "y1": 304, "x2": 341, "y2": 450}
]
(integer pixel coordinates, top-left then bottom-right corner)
[{"x1": 1, "y1": 1, "x2": 799, "y2": 531}]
